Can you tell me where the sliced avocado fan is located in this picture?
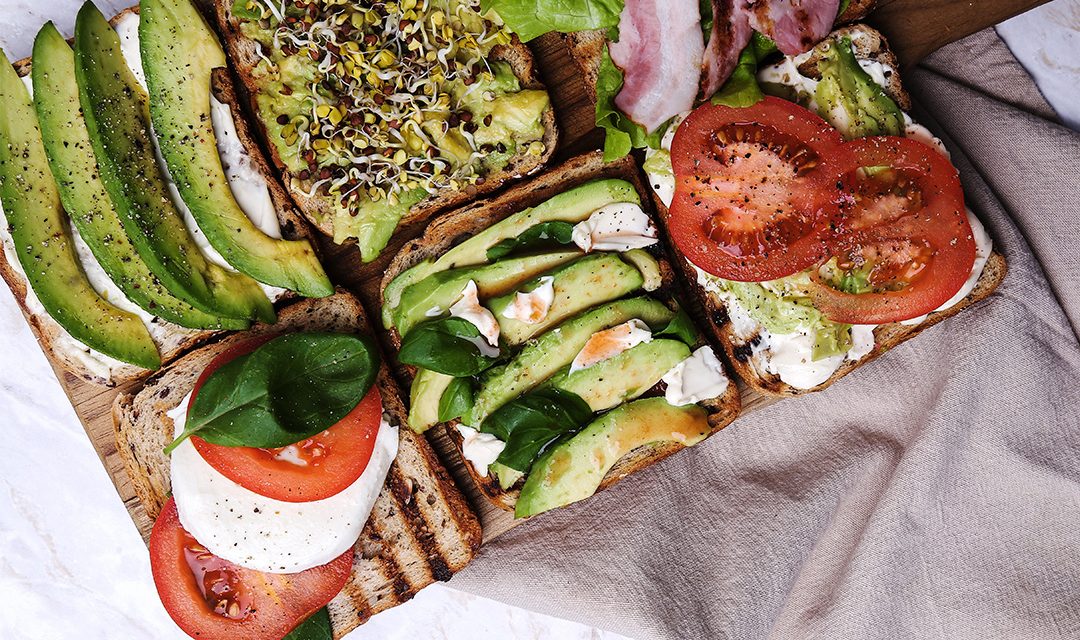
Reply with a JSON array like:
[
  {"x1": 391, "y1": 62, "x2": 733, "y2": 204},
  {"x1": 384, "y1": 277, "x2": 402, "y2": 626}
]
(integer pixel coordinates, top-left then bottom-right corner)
[
  {"x1": 73, "y1": 2, "x2": 274, "y2": 323},
  {"x1": 139, "y1": 0, "x2": 332, "y2": 298},
  {"x1": 31, "y1": 22, "x2": 247, "y2": 331},
  {"x1": 0, "y1": 54, "x2": 159, "y2": 370}
]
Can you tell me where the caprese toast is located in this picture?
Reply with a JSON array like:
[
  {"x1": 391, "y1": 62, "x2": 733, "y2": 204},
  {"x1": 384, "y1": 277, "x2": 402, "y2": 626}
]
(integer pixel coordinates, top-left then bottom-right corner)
[
  {"x1": 113, "y1": 291, "x2": 481, "y2": 639},
  {"x1": 0, "y1": 0, "x2": 333, "y2": 386},
  {"x1": 381, "y1": 151, "x2": 741, "y2": 517}
]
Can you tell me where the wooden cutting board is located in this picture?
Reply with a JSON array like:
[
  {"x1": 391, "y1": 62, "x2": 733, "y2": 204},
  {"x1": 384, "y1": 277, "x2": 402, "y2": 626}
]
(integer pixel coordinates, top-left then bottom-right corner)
[{"x1": 48, "y1": 0, "x2": 1046, "y2": 545}]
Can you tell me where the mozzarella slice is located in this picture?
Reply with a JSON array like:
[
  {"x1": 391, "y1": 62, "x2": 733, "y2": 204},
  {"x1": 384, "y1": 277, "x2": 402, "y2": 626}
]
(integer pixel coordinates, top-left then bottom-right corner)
[
  {"x1": 570, "y1": 320, "x2": 653, "y2": 373},
  {"x1": 661, "y1": 346, "x2": 730, "y2": 406},
  {"x1": 449, "y1": 280, "x2": 500, "y2": 352},
  {"x1": 571, "y1": 203, "x2": 659, "y2": 253},
  {"x1": 500, "y1": 275, "x2": 555, "y2": 325},
  {"x1": 168, "y1": 393, "x2": 398, "y2": 574}
]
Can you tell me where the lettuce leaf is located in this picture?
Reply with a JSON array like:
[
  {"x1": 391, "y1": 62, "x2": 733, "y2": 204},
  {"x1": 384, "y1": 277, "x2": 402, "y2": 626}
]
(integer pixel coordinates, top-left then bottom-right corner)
[
  {"x1": 480, "y1": 0, "x2": 624, "y2": 42},
  {"x1": 711, "y1": 32, "x2": 779, "y2": 108},
  {"x1": 595, "y1": 43, "x2": 665, "y2": 160}
]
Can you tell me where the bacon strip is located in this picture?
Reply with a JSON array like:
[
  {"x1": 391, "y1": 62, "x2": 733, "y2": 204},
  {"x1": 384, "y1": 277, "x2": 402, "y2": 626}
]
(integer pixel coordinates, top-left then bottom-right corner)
[
  {"x1": 746, "y1": 0, "x2": 840, "y2": 56},
  {"x1": 609, "y1": 0, "x2": 705, "y2": 134},
  {"x1": 700, "y1": 0, "x2": 753, "y2": 99}
]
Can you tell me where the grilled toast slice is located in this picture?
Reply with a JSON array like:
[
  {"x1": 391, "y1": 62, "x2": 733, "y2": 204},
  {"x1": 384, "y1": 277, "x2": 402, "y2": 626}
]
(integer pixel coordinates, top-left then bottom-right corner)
[
  {"x1": 112, "y1": 291, "x2": 482, "y2": 637},
  {"x1": 380, "y1": 151, "x2": 741, "y2": 511}
]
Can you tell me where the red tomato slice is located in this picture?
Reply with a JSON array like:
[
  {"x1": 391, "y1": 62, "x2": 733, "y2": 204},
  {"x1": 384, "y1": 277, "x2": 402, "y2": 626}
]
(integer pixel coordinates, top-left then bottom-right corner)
[
  {"x1": 809, "y1": 136, "x2": 977, "y2": 324},
  {"x1": 668, "y1": 96, "x2": 849, "y2": 282},
  {"x1": 189, "y1": 335, "x2": 383, "y2": 502},
  {"x1": 150, "y1": 497, "x2": 351, "y2": 640}
]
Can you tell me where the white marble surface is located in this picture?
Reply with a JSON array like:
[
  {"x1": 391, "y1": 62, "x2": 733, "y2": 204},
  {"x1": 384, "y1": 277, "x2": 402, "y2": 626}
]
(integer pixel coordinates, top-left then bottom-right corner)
[{"x1": 0, "y1": 1, "x2": 1077, "y2": 639}]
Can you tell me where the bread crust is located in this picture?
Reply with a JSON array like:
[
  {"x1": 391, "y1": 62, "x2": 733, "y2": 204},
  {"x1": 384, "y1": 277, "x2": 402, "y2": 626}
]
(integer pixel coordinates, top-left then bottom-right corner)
[
  {"x1": 112, "y1": 291, "x2": 482, "y2": 638},
  {"x1": 214, "y1": 0, "x2": 559, "y2": 242},
  {"x1": 379, "y1": 150, "x2": 741, "y2": 512}
]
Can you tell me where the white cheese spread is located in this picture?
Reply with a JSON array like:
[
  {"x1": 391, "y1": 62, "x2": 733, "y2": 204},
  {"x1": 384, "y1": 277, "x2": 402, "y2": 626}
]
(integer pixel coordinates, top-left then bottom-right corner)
[
  {"x1": 455, "y1": 425, "x2": 506, "y2": 478},
  {"x1": 661, "y1": 346, "x2": 730, "y2": 406},
  {"x1": 571, "y1": 202, "x2": 658, "y2": 253}
]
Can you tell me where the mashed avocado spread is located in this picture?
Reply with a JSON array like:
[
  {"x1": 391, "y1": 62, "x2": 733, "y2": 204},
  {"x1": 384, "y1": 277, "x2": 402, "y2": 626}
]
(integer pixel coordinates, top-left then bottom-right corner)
[{"x1": 232, "y1": 0, "x2": 550, "y2": 259}]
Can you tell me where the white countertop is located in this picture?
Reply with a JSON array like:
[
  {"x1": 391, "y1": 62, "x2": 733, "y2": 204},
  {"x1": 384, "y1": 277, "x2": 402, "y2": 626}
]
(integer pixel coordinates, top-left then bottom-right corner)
[{"x1": 0, "y1": 1, "x2": 1076, "y2": 638}]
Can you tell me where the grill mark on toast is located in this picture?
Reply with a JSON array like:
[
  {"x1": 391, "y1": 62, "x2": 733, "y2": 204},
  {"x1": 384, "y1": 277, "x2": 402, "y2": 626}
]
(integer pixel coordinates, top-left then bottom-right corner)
[{"x1": 386, "y1": 462, "x2": 453, "y2": 582}]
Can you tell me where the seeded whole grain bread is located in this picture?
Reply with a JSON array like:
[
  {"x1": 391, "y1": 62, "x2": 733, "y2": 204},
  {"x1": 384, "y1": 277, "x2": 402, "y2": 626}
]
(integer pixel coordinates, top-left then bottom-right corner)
[
  {"x1": 0, "y1": 7, "x2": 327, "y2": 387},
  {"x1": 214, "y1": 0, "x2": 559, "y2": 244},
  {"x1": 379, "y1": 151, "x2": 742, "y2": 511},
  {"x1": 639, "y1": 25, "x2": 1008, "y2": 395},
  {"x1": 112, "y1": 291, "x2": 482, "y2": 638}
]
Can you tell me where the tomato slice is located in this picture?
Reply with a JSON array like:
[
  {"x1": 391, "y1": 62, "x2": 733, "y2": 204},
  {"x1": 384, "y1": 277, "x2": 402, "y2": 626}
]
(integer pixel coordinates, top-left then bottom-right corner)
[
  {"x1": 809, "y1": 136, "x2": 977, "y2": 323},
  {"x1": 189, "y1": 336, "x2": 383, "y2": 502},
  {"x1": 150, "y1": 497, "x2": 351, "y2": 640},
  {"x1": 668, "y1": 96, "x2": 849, "y2": 282}
]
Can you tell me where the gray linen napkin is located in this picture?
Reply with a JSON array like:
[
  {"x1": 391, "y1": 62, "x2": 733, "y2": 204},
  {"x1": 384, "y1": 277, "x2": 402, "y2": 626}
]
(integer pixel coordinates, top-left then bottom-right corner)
[{"x1": 448, "y1": 28, "x2": 1080, "y2": 640}]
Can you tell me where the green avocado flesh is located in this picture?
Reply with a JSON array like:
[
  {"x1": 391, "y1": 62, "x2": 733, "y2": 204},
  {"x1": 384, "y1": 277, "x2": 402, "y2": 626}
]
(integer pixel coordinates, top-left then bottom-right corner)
[
  {"x1": 464, "y1": 297, "x2": 675, "y2": 426},
  {"x1": 30, "y1": 23, "x2": 244, "y2": 331},
  {"x1": 73, "y1": 3, "x2": 273, "y2": 323},
  {"x1": 488, "y1": 253, "x2": 646, "y2": 345},
  {"x1": 383, "y1": 178, "x2": 642, "y2": 329},
  {"x1": 394, "y1": 250, "x2": 581, "y2": 338},
  {"x1": 515, "y1": 398, "x2": 711, "y2": 518},
  {"x1": 234, "y1": 0, "x2": 551, "y2": 261},
  {"x1": 814, "y1": 36, "x2": 904, "y2": 140},
  {"x1": 0, "y1": 55, "x2": 159, "y2": 369},
  {"x1": 139, "y1": 0, "x2": 332, "y2": 298},
  {"x1": 543, "y1": 339, "x2": 690, "y2": 413},
  {"x1": 408, "y1": 368, "x2": 455, "y2": 433}
]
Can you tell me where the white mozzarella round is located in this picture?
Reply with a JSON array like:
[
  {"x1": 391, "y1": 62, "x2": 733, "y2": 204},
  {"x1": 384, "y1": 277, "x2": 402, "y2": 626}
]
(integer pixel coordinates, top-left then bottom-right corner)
[{"x1": 169, "y1": 398, "x2": 398, "y2": 574}]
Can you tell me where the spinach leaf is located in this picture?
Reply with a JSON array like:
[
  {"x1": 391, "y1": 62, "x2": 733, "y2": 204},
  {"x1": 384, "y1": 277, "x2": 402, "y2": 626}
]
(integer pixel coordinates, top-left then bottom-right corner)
[
  {"x1": 166, "y1": 334, "x2": 379, "y2": 453},
  {"x1": 438, "y1": 376, "x2": 475, "y2": 423},
  {"x1": 711, "y1": 33, "x2": 779, "y2": 108},
  {"x1": 657, "y1": 307, "x2": 701, "y2": 346},
  {"x1": 596, "y1": 42, "x2": 665, "y2": 160},
  {"x1": 486, "y1": 221, "x2": 575, "y2": 261},
  {"x1": 483, "y1": 388, "x2": 593, "y2": 472},
  {"x1": 284, "y1": 607, "x2": 332, "y2": 640},
  {"x1": 399, "y1": 317, "x2": 500, "y2": 377},
  {"x1": 480, "y1": 0, "x2": 624, "y2": 42}
]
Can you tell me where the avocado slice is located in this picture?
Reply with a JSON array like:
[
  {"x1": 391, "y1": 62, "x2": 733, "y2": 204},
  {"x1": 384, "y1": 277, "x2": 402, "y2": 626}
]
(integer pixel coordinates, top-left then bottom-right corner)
[
  {"x1": 621, "y1": 249, "x2": 662, "y2": 291},
  {"x1": 488, "y1": 253, "x2": 645, "y2": 345},
  {"x1": 0, "y1": 56, "x2": 159, "y2": 369},
  {"x1": 544, "y1": 339, "x2": 691, "y2": 413},
  {"x1": 815, "y1": 36, "x2": 904, "y2": 140},
  {"x1": 382, "y1": 178, "x2": 642, "y2": 328},
  {"x1": 73, "y1": 2, "x2": 273, "y2": 322},
  {"x1": 30, "y1": 23, "x2": 244, "y2": 331},
  {"x1": 139, "y1": 0, "x2": 332, "y2": 297},
  {"x1": 515, "y1": 398, "x2": 711, "y2": 518},
  {"x1": 408, "y1": 368, "x2": 455, "y2": 433},
  {"x1": 466, "y1": 297, "x2": 674, "y2": 426},
  {"x1": 394, "y1": 250, "x2": 581, "y2": 338}
]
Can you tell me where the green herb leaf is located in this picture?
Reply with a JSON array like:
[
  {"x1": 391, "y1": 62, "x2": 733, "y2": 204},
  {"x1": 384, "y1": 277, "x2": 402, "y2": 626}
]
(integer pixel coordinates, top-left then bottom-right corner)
[
  {"x1": 656, "y1": 307, "x2": 700, "y2": 346},
  {"x1": 838, "y1": 0, "x2": 852, "y2": 18},
  {"x1": 399, "y1": 317, "x2": 500, "y2": 377},
  {"x1": 480, "y1": 0, "x2": 624, "y2": 42},
  {"x1": 284, "y1": 607, "x2": 332, "y2": 640},
  {"x1": 438, "y1": 376, "x2": 475, "y2": 423},
  {"x1": 596, "y1": 42, "x2": 665, "y2": 161},
  {"x1": 483, "y1": 388, "x2": 593, "y2": 472},
  {"x1": 486, "y1": 221, "x2": 575, "y2": 261},
  {"x1": 165, "y1": 333, "x2": 379, "y2": 453},
  {"x1": 711, "y1": 32, "x2": 779, "y2": 108}
]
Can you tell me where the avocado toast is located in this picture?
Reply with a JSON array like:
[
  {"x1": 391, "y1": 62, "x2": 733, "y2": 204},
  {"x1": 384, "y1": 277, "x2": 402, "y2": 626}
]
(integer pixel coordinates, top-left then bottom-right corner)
[
  {"x1": 216, "y1": 0, "x2": 559, "y2": 262},
  {"x1": 381, "y1": 151, "x2": 741, "y2": 517}
]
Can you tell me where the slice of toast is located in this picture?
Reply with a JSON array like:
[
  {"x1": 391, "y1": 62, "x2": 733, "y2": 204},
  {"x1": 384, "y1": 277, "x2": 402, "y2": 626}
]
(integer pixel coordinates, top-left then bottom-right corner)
[
  {"x1": 643, "y1": 25, "x2": 1008, "y2": 395},
  {"x1": 0, "y1": 8, "x2": 323, "y2": 387},
  {"x1": 112, "y1": 290, "x2": 482, "y2": 637},
  {"x1": 214, "y1": 0, "x2": 559, "y2": 245},
  {"x1": 380, "y1": 151, "x2": 742, "y2": 511}
]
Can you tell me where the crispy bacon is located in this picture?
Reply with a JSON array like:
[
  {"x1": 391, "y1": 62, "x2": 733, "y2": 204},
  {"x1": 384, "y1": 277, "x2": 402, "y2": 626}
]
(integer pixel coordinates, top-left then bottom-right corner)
[{"x1": 746, "y1": 0, "x2": 840, "y2": 56}]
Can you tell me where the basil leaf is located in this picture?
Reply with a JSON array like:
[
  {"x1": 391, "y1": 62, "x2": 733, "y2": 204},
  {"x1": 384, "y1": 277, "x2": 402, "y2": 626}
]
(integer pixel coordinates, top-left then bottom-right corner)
[
  {"x1": 165, "y1": 333, "x2": 379, "y2": 453},
  {"x1": 284, "y1": 607, "x2": 332, "y2": 640},
  {"x1": 483, "y1": 388, "x2": 593, "y2": 472},
  {"x1": 480, "y1": 0, "x2": 624, "y2": 42},
  {"x1": 486, "y1": 221, "x2": 575, "y2": 261},
  {"x1": 711, "y1": 32, "x2": 779, "y2": 108},
  {"x1": 596, "y1": 42, "x2": 665, "y2": 161},
  {"x1": 399, "y1": 317, "x2": 500, "y2": 377},
  {"x1": 657, "y1": 307, "x2": 700, "y2": 346},
  {"x1": 438, "y1": 376, "x2": 475, "y2": 423}
]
